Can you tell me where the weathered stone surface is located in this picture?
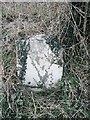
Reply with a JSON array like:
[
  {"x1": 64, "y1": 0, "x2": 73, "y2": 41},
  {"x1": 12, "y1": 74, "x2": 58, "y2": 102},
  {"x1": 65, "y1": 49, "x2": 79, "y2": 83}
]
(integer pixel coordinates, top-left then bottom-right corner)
[{"x1": 25, "y1": 34, "x2": 63, "y2": 89}]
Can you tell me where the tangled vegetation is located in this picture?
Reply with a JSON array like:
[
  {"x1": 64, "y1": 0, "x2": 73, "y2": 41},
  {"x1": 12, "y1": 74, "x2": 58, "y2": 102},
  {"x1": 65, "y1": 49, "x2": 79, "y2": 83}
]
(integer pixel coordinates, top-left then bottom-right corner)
[{"x1": 0, "y1": 2, "x2": 90, "y2": 119}]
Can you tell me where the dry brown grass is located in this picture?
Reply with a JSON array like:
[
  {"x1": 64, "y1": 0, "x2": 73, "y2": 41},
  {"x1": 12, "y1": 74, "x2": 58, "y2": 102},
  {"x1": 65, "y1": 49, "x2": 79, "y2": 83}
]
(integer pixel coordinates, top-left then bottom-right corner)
[{"x1": 1, "y1": 2, "x2": 90, "y2": 119}]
